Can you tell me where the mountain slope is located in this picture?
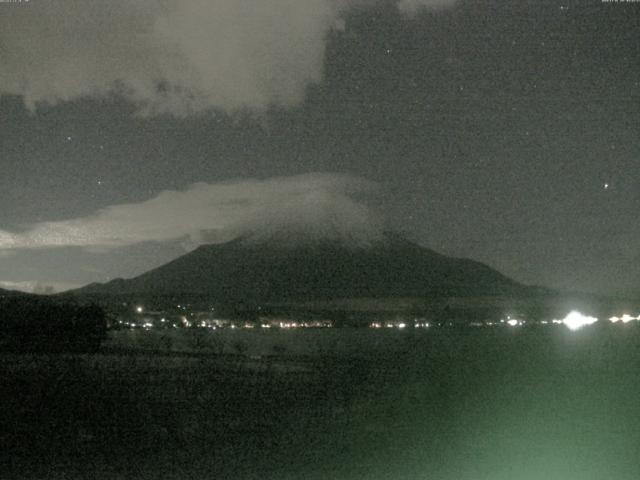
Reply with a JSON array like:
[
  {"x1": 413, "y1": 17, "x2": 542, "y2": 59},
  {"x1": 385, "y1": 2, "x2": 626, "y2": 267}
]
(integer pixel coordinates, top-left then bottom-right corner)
[
  {"x1": 73, "y1": 232, "x2": 527, "y2": 302},
  {"x1": 0, "y1": 288, "x2": 31, "y2": 297}
]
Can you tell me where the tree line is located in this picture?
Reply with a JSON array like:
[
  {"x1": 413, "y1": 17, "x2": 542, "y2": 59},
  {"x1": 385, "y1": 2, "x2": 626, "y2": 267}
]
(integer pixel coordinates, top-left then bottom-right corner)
[{"x1": 0, "y1": 297, "x2": 107, "y2": 352}]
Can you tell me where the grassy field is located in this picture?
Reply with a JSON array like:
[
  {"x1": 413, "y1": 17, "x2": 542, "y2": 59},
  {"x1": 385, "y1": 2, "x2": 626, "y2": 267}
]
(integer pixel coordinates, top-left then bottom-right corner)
[{"x1": 2, "y1": 324, "x2": 640, "y2": 479}]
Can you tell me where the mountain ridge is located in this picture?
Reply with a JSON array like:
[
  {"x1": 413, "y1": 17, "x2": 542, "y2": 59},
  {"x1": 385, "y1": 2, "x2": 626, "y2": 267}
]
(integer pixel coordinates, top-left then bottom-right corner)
[{"x1": 70, "y1": 231, "x2": 529, "y2": 302}]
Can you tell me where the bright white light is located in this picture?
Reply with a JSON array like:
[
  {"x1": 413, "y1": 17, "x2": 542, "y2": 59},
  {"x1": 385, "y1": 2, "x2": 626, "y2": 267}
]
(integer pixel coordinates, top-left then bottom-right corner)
[
  {"x1": 507, "y1": 319, "x2": 518, "y2": 327},
  {"x1": 561, "y1": 311, "x2": 598, "y2": 331},
  {"x1": 398, "y1": 323, "x2": 406, "y2": 329},
  {"x1": 136, "y1": 306, "x2": 143, "y2": 313},
  {"x1": 609, "y1": 314, "x2": 640, "y2": 324}
]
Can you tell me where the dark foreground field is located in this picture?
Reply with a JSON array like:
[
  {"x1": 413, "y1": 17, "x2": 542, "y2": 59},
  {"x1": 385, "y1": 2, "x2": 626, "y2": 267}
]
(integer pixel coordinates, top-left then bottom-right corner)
[{"x1": 2, "y1": 325, "x2": 640, "y2": 480}]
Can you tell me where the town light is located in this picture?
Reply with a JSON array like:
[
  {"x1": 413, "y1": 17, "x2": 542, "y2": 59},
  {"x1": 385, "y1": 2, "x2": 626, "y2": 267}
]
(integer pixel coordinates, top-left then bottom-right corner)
[{"x1": 561, "y1": 311, "x2": 598, "y2": 331}]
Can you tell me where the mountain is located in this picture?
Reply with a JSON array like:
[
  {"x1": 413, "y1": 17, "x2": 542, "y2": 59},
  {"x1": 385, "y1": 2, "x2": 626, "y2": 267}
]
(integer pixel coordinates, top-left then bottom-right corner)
[
  {"x1": 0, "y1": 287, "x2": 31, "y2": 298},
  {"x1": 71, "y1": 232, "x2": 530, "y2": 303}
]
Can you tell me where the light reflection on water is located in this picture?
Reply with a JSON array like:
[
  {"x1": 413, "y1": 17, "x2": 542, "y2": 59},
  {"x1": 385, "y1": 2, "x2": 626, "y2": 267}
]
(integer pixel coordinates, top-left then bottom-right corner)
[
  {"x1": 268, "y1": 327, "x2": 639, "y2": 480},
  {"x1": 102, "y1": 324, "x2": 640, "y2": 480}
]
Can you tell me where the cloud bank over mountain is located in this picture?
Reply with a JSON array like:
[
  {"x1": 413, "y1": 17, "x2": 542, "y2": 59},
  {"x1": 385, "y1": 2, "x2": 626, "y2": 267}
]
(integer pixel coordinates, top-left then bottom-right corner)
[{"x1": 0, "y1": 173, "x2": 383, "y2": 251}]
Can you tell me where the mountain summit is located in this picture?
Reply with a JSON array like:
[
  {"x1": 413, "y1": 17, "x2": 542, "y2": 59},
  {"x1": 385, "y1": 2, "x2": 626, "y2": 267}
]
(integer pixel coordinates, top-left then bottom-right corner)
[{"x1": 73, "y1": 231, "x2": 525, "y2": 302}]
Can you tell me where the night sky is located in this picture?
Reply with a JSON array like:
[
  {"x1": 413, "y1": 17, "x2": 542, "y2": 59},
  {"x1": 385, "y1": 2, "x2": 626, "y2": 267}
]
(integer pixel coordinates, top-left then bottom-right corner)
[{"x1": 0, "y1": 0, "x2": 638, "y2": 295}]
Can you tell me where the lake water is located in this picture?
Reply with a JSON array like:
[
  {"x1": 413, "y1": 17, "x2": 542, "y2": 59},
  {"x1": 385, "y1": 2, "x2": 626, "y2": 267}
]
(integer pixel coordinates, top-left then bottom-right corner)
[{"x1": 4, "y1": 323, "x2": 639, "y2": 480}]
